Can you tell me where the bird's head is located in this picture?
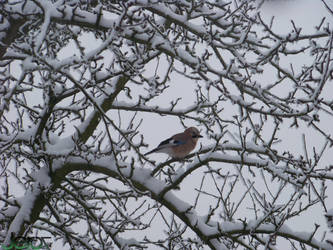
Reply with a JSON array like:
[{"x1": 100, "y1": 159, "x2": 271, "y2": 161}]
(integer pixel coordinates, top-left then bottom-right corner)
[{"x1": 185, "y1": 127, "x2": 203, "y2": 140}]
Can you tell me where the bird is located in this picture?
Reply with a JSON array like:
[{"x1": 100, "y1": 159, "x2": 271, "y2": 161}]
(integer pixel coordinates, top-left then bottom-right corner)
[{"x1": 144, "y1": 127, "x2": 202, "y2": 159}]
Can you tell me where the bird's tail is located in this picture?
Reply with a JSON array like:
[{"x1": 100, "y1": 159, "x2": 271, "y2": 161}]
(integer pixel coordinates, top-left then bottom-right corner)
[{"x1": 144, "y1": 148, "x2": 159, "y2": 156}]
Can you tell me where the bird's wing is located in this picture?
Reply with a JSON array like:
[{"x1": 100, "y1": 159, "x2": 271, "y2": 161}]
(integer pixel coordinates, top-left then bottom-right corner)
[
  {"x1": 158, "y1": 136, "x2": 185, "y2": 148},
  {"x1": 144, "y1": 132, "x2": 189, "y2": 156}
]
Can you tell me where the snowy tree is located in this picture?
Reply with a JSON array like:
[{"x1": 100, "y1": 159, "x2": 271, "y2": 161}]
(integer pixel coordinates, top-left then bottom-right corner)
[{"x1": 1, "y1": 0, "x2": 333, "y2": 249}]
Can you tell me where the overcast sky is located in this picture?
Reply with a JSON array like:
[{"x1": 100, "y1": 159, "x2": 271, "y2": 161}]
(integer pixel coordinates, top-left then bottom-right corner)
[{"x1": 4, "y1": 0, "x2": 333, "y2": 249}]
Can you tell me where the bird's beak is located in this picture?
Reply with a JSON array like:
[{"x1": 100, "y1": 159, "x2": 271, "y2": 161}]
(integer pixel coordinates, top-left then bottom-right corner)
[{"x1": 197, "y1": 134, "x2": 203, "y2": 138}]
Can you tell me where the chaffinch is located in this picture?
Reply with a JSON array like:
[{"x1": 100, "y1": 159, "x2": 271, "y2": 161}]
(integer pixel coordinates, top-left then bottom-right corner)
[{"x1": 145, "y1": 127, "x2": 202, "y2": 159}]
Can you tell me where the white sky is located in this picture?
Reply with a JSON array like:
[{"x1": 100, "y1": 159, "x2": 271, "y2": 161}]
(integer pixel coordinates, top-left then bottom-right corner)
[{"x1": 3, "y1": 0, "x2": 333, "y2": 249}]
